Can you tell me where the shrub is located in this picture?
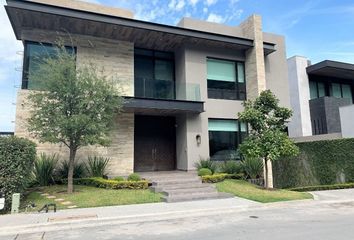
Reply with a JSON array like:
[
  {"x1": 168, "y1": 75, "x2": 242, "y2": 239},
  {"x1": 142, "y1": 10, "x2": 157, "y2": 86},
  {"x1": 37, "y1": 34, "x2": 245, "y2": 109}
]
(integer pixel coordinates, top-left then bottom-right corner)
[
  {"x1": 201, "y1": 173, "x2": 244, "y2": 183},
  {"x1": 289, "y1": 182, "x2": 354, "y2": 192},
  {"x1": 0, "y1": 136, "x2": 36, "y2": 211},
  {"x1": 194, "y1": 158, "x2": 217, "y2": 174},
  {"x1": 57, "y1": 160, "x2": 86, "y2": 180},
  {"x1": 127, "y1": 173, "x2": 141, "y2": 181},
  {"x1": 198, "y1": 168, "x2": 212, "y2": 176},
  {"x1": 72, "y1": 177, "x2": 148, "y2": 189},
  {"x1": 33, "y1": 153, "x2": 58, "y2": 186},
  {"x1": 220, "y1": 161, "x2": 243, "y2": 174},
  {"x1": 113, "y1": 176, "x2": 125, "y2": 181},
  {"x1": 86, "y1": 156, "x2": 110, "y2": 177},
  {"x1": 241, "y1": 157, "x2": 264, "y2": 179}
]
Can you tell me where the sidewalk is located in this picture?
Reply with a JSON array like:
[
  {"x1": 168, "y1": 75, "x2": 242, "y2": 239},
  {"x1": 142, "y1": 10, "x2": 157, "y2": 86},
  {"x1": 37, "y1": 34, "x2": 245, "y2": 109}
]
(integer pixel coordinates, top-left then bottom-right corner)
[{"x1": 0, "y1": 197, "x2": 259, "y2": 236}]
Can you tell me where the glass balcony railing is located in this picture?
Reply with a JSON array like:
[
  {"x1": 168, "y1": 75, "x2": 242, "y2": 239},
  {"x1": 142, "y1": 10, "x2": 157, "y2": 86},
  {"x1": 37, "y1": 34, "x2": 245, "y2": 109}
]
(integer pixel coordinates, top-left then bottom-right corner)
[{"x1": 134, "y1": 78, "x2": 201, "y2": 101}]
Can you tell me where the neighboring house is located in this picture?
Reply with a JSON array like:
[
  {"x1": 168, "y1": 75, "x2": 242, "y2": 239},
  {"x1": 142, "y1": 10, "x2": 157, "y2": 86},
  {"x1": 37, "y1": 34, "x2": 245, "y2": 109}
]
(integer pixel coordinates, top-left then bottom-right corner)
[
  {"x1": 0, "y1": 132, "x2": 14, "y2": 137},
  {"x1": 6, "y1": 0, "x2": 290, "y2": 176},
  {"x1": 288, "y1": 56, "x2": 354, "y2": 139}
]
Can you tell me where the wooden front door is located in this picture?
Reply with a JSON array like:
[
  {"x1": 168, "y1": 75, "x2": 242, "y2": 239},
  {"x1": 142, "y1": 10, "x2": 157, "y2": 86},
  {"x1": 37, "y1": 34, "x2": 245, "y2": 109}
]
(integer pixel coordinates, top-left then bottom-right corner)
[{"x1": 134, "y1": 115, "x2": 176, "y2": 172}]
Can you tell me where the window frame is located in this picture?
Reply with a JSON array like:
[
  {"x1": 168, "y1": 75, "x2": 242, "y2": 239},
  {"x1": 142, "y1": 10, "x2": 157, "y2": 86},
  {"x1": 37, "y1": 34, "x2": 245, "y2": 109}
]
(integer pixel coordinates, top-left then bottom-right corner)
[
  {"x1": 208, "y1": 118, "x2": 248, "y2": 161},
  {"x1": 22, "y1": 41, "x2": 77, "y2": 90},
  {"x1": 134, "y1": 48, "x2": 176, "y2": 100},
  {"x1": 309, "y1": 79, "x2": 354, "y2": 103},
  {"x1": 206, "y1": 57, "x2": 246, "y2": 101}
]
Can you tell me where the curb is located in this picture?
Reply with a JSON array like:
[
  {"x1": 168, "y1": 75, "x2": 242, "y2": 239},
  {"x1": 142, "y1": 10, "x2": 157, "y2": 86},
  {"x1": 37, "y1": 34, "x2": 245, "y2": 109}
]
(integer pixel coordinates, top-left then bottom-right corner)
[{"x1": 0, "y1": 205, "x2": 258, "y2": 236}]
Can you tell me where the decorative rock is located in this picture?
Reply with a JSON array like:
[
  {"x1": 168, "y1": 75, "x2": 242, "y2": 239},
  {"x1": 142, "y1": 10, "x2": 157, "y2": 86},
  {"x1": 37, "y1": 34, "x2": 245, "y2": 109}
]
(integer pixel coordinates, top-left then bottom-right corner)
[
  {"x1": 46, "y1": 195, "x2": 56, "y2": 199},
  {"x1": 61, "y1": 201, "x2": 72, "y2": 205},
  {"x1": 67, "y1": 205, "x2": 78, "y2": 209},
  {"x1": 41, "y1": 193, "x2": 49, "y2": 196}
]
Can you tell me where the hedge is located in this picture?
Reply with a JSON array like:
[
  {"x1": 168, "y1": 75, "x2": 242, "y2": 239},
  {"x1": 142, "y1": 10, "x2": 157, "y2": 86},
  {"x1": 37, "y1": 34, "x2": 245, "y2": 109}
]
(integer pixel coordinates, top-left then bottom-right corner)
[
  {"x1": 0, "y1": 136, "x2": 36, "y2": 211},
  {"x1": 72, "y1": 177, "x2": 149, "y2": 189},
  {"x1": 289, "y1": 182, "x2": 354, "y2": 192},
  {"x1": 273, "y1": 138, "x2": 354, "y2": 189},
  {"x1": 202, "y1": 173, "x2": 244, "y2": 183}
]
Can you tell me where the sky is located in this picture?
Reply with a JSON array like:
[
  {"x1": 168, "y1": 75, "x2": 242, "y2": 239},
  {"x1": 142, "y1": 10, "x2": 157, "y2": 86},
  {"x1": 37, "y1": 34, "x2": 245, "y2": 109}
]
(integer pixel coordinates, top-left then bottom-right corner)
[{"x1": 0, "y1": 0, "x2": 354, "y2": 131}]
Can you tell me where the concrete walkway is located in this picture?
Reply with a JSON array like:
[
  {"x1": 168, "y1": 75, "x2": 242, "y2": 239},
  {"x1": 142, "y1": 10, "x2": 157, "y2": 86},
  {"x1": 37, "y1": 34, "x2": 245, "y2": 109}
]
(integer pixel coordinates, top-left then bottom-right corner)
[
  {"x1": 0, "y1": 197, "x2": 259, "y2": 236},
  {"x1": 310, "y1": 188, "x2": 354, "y2": 201}
]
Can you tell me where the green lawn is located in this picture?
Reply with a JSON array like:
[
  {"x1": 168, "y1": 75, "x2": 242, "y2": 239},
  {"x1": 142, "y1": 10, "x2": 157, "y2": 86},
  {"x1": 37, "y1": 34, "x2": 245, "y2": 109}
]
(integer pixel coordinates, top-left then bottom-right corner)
[
  {"x1": 21, "y1": 185, "x2": 162, "y2": 212},
  {"x1": 216, "y1": 179, "x2": 313, "y2": 203}
]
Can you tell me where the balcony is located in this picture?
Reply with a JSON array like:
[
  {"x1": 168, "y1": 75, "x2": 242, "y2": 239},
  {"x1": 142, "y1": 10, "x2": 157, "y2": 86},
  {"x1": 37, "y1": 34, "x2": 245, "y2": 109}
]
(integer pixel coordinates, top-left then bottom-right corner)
[{"x1": 124, "y1": 78, "x2": 204, "y2": 114}]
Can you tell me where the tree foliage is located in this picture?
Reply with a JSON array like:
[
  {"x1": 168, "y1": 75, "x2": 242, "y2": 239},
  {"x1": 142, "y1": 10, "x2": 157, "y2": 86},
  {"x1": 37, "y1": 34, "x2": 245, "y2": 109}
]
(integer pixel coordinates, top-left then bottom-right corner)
[
  {"x1": 238, "y1": 90, "x2": 299, "y2": 188},
  {"x1": 27, "y1": 43, "x2": 123, "y2": 193}
]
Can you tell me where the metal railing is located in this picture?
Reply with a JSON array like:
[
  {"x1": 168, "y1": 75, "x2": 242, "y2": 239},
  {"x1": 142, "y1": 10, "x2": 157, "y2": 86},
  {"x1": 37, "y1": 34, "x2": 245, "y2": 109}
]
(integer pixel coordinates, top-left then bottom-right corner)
[{"x1": 134, "y1": 78, "x2": 201, "y2": 101}]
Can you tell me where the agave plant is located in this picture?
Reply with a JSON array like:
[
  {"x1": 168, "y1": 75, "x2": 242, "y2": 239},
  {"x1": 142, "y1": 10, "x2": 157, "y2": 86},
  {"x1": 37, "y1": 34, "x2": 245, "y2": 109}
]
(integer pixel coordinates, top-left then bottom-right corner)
[
  {"x1": 194, "y1": 157, "x2": 217, "y2": 174},
  {"x1": 33, "y1": 153, "x2": 58, "y2": 186},
  {"x1": 85, "y1": 156, "x2": 110, "y2": 177},
  {"x1": 57, "y1": 160, "x2": 86, "y2": 179},
  {"x1": 220, "y1": 160, "x2": 243, "y2": 174},
  {"x1": 241, "y1": 157, "x2": 264, "y2": 179}
]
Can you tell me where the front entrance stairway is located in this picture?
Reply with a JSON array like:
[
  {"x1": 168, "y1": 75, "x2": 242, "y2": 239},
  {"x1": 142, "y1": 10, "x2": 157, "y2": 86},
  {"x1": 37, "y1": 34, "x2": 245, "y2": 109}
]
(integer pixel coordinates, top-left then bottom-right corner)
[{"x1": 139, "y1": 171, "x2": 233, "y2": 203}]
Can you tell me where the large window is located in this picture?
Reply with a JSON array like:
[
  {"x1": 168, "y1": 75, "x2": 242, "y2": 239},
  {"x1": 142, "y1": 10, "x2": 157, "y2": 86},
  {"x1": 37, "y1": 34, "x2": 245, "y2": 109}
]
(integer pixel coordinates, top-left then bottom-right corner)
[
  {"x1": 330, "y1": 83, "x2": 353, "y2": 100},
  {"x1": 22, "y1": 41, "x2": 76, "y2": 90},
  {"x1": 134, "y1": 48, "x2": 175, "y2": 99},
  {"x1": 309, "y1": 81, "x2": 325, "y2": 99},
  {"x1": 207, "y1": 58, "x2": 246, "y2": 100},
  {"x1": 309, "y1": 80, "x2": 353, "y2": 102},
  {"x1": 208, "y1": 119, "x2": 247, "y2": 161}
]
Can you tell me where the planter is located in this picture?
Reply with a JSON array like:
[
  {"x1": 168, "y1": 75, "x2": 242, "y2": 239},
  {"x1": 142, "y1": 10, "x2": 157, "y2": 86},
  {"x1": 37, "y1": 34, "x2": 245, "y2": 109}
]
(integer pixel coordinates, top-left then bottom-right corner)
[{"x1": 248, "y1": 178, "x2": 264, "y2": 186}]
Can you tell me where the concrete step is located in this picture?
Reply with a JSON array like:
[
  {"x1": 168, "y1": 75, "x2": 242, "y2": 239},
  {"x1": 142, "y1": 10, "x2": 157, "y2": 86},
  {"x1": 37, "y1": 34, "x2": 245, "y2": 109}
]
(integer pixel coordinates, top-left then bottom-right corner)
[
  {"x1": 162, "y1": 192, "x2": 233, "y2": 203},
  {"x1": 150, "y1": 182, "x2": 208, "y2": 192},
  {"x1": 162, "y1": 186, "x2": 216, "y2": 196},
  {"x1": 148, "y1": 174, "x2": 199, "y2": 181},
  {"x1": 151, "y1": 178, "x2": 201, "y2": 186}
]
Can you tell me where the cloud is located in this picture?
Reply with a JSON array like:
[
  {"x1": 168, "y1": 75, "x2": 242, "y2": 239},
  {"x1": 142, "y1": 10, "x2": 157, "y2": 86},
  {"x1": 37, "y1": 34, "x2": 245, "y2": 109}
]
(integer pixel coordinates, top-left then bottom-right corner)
[
  {"x1": 206, "y1": 13, "x2": 225, "y2": 23},
  {"x1": 175, "y1": 0, "x2": 185, "y2": 11},
  {"x1": 168, "y1": 0, "x2": 176, "y2": 9},
  {"x1": 206, "y1": 0, "x2": 217, "y2": 6},
  {"x1": 188, "y1": 0, "x2": 199, "y2": 6}
]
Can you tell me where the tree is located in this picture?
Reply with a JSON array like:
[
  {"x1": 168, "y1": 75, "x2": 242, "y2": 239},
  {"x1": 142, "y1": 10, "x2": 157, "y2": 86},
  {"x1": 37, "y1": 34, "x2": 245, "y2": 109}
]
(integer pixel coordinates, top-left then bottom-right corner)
[
  {"x1": 238, "y1": 90, "x2": 299, "y2": 188},
  {"x1": 27, "y1": 44, "x2": 124, "y2": 193}
]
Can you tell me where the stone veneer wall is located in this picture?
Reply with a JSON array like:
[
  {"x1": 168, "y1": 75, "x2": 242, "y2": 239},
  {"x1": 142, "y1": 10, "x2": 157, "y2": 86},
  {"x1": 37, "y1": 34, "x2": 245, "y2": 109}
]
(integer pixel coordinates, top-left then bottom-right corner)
[
  {"x1": 240, "y1": 15, "x2": 273, "y2": 188},
  {"x1": 15, "y1": 31, "x2": 135, "y2": 176}
]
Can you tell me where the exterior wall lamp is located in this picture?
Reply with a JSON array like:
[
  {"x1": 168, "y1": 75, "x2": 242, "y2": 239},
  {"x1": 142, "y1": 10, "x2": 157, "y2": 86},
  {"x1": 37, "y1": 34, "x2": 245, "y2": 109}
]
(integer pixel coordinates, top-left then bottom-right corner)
[{"x1": 196, "y1": 134, "x2": 201, "y2": 146}]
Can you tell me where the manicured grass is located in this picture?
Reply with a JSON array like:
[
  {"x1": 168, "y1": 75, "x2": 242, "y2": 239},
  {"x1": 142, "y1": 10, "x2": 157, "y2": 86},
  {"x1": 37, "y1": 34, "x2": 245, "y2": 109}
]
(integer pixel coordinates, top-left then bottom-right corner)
[
  {"x1": 21, "y1": 185, "x2": 162, "y2": 212},
  {"x1": 216, "y1": 179, "x2": 313, "y2": 203}
]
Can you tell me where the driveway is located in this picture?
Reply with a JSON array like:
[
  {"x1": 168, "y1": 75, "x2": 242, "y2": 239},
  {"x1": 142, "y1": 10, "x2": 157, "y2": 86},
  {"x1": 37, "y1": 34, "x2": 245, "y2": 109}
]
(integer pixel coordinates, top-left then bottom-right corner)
[{"x1": 311, "y1": 188, "x2": 354, "y2": 201}]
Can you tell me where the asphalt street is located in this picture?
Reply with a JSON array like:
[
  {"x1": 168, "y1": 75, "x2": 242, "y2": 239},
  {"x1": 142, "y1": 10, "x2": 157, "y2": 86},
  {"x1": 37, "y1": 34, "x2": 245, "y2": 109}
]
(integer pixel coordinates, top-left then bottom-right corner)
[{"x1": 4, "y1": 197, "x2": 354, "y2": 240}]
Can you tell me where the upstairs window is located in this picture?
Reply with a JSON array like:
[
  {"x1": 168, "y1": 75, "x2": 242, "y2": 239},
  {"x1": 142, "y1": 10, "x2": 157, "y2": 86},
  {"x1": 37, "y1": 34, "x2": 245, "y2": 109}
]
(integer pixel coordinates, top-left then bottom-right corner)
[
  {"x1": 330, "y1": 83, "x2": 353, "y2": 100},
  {"x1": 309, "y1": 81, "x2": 325, "y2": 99},
  {"x1": 134, "y1": 48, "x2": 175, "y2": 100},
  {"x1": 207, "y1": 58, "x2": 246, "y2": 100},
  {"x1": 309, "y1": 80, "x2": 353, "y2": 103},
  {"x1": 22, "y1": 41, "x2": 76, "y2": 90}
]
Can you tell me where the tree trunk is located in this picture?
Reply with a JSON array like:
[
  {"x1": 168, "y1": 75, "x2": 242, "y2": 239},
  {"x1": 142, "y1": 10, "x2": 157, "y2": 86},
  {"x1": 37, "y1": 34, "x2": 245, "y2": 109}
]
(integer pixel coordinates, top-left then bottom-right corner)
[
  {"x1": 67, "y1": 147, "x2": 77, "y2": 194},
  {"x1": 264, "y1": 157, "x2": 269, "y2": 189}
]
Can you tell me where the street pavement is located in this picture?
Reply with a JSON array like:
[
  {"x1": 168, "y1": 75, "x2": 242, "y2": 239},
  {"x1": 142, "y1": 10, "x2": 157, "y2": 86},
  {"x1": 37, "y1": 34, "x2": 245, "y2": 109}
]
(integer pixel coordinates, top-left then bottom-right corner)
[{"x1": 1, "y1": 189, "x2": 354, "y2": 240}]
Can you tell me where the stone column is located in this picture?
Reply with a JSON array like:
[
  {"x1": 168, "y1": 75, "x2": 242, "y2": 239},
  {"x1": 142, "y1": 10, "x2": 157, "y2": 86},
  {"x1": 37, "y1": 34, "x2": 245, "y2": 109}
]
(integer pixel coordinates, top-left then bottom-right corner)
[
  {"x1": 239, "y1": 14, "x2": 266, "y2": 99},
  {"x1": 240, "y1": 15, "x2": 273, "y2": 188}
]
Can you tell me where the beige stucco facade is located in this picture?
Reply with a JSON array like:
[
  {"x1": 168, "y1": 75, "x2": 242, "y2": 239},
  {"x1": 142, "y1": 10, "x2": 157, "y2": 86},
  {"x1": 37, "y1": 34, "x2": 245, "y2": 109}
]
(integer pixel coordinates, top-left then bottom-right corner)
[{"x1": 10, "y1": 1, "x2": 289, "y2": 185}]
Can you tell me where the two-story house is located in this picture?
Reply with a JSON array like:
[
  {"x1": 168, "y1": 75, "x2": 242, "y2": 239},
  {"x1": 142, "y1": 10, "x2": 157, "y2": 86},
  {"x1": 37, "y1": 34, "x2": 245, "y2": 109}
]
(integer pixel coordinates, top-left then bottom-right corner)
[
  {"x1": 288, "y1": 56, "x2": 354, "y2": 139},
  {"x1": 5, "y1": 0, "x2": 290, "y2": 177}
]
